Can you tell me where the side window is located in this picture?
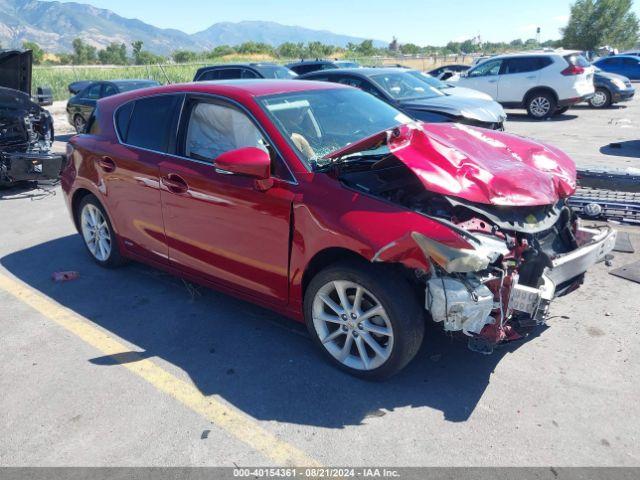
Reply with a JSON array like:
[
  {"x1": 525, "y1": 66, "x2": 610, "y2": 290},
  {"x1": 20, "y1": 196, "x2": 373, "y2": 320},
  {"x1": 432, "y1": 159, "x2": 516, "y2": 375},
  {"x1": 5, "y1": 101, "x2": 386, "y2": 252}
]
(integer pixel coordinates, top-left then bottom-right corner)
[
  {"x1": 83, "y1": 84, "x2": 102, "y2": 99},
  {"x1": 469, "y1": 59, "x2": 502, "y2": 77},
  {"x1": 503, "y1": 57, "x2": 539, "y2": 74},
  {"x1": 87, "y1": 106, "x2": 101, "y2": 135},
  {"x1": 320, "y1": 63, "x2": 336, "y2": 70},
  {"x1": 217, "y1": 68, "x2": 242, "y2": 79},
  {"x1": 103, "y1": 84, "x2": 118, "y2": 97},
  {"x1": 293, "y1": 64, "x2": 316, "y2": 75},
  {"x1": 198, "y1": 70, "x2": 220, "y2": 81},
  {"x1": 126, "y1": 95, "x2": 181, "y2": 152},
  {"x1": 623, "y1": 58, "x2": 639, "y2": 66},
  {"x1": 241, "y1": 69, "x2": 260, "y2": 79},
  {"x1": 115, "y1": 101, "x2": 134, "y2": 141},
  {"x1": 184, "y1": 102, "x2": 268, "y2": 162}
]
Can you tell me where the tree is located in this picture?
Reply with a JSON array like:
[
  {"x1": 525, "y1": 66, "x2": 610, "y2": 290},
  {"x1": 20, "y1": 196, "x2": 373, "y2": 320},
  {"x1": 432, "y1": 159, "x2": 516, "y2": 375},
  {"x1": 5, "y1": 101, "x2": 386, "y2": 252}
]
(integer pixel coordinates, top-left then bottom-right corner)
[
  {"x1": 399, "y1": 43, "x2": 421, "y2": 55},
  {"x1": 355, "y1": 40, "x2": 375, "y2": 56},
  {"x1": 276, "y1": 42, "x2": 304, "y2": 58},
  {"x1": 562, "y1": 0, "x2": 639, "y2": 51},
  {"x1": 131, "y1": 40, "x2": 144, "y2": 63},
  {"x1": 172, "y1": 50, "x2": 198, "y2": 63},
  {"x1": 23, "y1": 41, "x2": 44, "y2": 64},
  {"x1": 208, "y1": 45, "x2": 236, "y2": 57},
  {"x1": 98, "y1": 42, "x2": 128, "y2": 65},
  {"x1": 71, "y1": 38, "x2": 97, "y2": 64}
]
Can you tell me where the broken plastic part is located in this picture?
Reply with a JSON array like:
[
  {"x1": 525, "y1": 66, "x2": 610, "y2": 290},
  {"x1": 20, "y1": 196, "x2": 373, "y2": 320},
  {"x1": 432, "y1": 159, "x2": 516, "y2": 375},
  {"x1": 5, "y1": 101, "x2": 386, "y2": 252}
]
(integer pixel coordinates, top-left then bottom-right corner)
[{"x1": 426, "y1": 276, "x2": 495, "y2": 336}]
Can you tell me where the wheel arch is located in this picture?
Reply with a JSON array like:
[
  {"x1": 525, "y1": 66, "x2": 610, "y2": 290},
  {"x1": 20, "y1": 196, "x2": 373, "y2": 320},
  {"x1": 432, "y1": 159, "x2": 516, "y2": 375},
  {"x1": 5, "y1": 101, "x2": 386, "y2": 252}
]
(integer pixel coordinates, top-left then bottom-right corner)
[
  {"x1": 301, "y1": 247, "x2": 370, "y2": 298},
  {"x1": 523, "y1": 86, "x2": 559, "y2": 105},
  {"x1": 71, "y1": 188, "x2": 98, "y2": 231}
]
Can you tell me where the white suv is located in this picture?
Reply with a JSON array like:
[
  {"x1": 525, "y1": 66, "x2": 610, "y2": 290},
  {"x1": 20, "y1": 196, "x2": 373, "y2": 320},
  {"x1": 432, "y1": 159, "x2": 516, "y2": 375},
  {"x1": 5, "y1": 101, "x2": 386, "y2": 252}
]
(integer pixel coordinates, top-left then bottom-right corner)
[{"x1": 452, "y1": 51, "x2": 595, "y2": 119}]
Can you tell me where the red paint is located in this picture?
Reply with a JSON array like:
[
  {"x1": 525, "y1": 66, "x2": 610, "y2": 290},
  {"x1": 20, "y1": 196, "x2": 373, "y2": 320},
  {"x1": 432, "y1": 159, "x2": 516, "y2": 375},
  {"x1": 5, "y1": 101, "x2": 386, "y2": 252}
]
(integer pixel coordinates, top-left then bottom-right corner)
[
  {"x1": 61, "y1": 81, "x2": 578, "y2": 322},
  {"x1": 215, "y1": 146, "x2": 271, "y2": 179}
]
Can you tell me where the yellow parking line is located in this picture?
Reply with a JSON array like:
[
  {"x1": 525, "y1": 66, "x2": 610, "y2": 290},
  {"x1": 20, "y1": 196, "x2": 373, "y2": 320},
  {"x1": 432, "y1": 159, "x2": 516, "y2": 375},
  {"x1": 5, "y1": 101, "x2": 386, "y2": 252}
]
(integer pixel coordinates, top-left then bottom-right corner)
[{"x1": 0, "y1": 272, "x2": 320, "y2": 467}]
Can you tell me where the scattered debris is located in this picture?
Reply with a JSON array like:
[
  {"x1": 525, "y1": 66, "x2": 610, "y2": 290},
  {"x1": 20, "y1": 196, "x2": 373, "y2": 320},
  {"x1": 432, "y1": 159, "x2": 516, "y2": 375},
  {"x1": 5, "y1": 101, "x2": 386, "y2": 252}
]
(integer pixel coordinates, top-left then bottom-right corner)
[
  {"x1": 609, "y1": 261, "x2": 640, "y2": 284},
  {"x1": 201, "y1": 430, "x2": 210, "y2": 439},
  {"x1": 51, "y1": 271, "x2": 79, "y2": 282},
  {"x1": 429, "y1": 354, "x2": 442, "y2": 362},
  {"x1": 613, "y1": 232, "x2": 636, "y2": 253},
  {"x1": 365, "y1": 409, "x2": 386, "y2": 419},
  {"x1": 181, "y1": 279, "x2": 202, "y2": 302}
]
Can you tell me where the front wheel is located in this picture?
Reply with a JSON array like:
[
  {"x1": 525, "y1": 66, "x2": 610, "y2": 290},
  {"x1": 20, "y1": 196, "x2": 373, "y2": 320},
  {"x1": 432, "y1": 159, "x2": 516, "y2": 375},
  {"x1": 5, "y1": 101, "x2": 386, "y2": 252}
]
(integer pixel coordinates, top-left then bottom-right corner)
[
  {"x1": 526, "y1": 92, "x2": 556, "y2": 119},
  {"x1": 588, "y1": 88, "x2": 612, "y2": 108},
  {"x1": 304, "y1": 262, "x2": 425, "y2": 380}
]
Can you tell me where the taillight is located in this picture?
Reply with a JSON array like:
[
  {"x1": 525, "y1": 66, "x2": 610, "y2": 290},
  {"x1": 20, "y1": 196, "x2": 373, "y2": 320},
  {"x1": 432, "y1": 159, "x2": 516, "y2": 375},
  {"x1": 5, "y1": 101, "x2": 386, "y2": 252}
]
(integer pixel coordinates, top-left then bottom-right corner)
[{"x1": 561, "y1": 64, "x2": 585, "y2": 76}]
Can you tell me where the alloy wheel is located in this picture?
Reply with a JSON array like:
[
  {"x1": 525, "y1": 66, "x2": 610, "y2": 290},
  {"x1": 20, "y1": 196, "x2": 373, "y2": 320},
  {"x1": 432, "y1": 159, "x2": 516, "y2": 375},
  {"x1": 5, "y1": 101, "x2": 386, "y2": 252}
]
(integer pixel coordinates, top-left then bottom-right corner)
[
  {"x1": 591, "y1": 90, "x2": 608, "y2": 107},
  {"x1": 80, "y1": 203, "x2": 112, "y2": 262},
  {"x1": 530, "y1": 97, "x2": 551, "y2": 117},
  {"x1": 74, "y1": 116, "x2": 86, "y2": 133},
  {"x1": 312, "y1": 280, "x2": 394, "y2": 371}
]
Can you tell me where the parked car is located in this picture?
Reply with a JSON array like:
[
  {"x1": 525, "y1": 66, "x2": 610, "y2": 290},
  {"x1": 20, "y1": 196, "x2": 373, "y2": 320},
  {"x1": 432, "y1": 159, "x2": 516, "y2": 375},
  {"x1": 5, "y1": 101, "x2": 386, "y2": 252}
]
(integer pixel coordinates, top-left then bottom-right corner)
[
  {"x1": 620, "y1": 50, "x2": 640, "y2": 57},
  {"x1": 66, "y1": 79, "x2": 160, "y2": 133},
  {"x1": 194, "y1": 63, "x2": 297, "y2": 81},
  {"x1": 586, "y1": 67, "x2": 635, "y2": 108},
  {"x1": 286, "y1": 59, "x2": 360, "y2": 75},
  {"x1": 451, "y1": 51, "x2": 595, "y2": 118},
  {"x1": 300, "y1": 67, "x2": 507, "y2": 129},
  {"x1": 428, "y1": 64, "x2": 470, "y2": 80},
  {"x1": 61, "y1": 80, "x2": 615, "y2": 378},
  {"x1": 0, "y1": 49, "x2": 63, "y2": 187},
  {"x1": 592, "y1": 54, "x2": 640, "y2": 80},
  {"x1": 406, "y1": 70, "x2": 495, "y2": 100}
]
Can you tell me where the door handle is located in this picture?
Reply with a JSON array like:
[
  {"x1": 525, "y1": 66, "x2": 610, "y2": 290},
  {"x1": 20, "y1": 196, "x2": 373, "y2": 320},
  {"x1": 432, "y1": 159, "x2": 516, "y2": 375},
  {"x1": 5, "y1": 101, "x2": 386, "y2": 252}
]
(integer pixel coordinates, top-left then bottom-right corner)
[
  {"x1": 161, "y1": 173, "x2": 189, "y2": 194},
  {"x1": 96, "y1": 156, "x2": 116, "y2": 173}
]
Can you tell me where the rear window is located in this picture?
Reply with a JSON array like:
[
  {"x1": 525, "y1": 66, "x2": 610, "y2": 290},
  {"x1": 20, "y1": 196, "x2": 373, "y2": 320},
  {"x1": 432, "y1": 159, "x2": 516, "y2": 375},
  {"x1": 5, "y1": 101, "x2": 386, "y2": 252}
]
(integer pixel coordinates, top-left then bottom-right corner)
[
  {"x1": 564, "y1": 54, "x2": 590, "y2": 67},
  {"x1": 503, "y1": 57, "x2": 552, "y2": 74},
  {"x1": 120, "y1": 95, "x2": 181, "y2": 152}
]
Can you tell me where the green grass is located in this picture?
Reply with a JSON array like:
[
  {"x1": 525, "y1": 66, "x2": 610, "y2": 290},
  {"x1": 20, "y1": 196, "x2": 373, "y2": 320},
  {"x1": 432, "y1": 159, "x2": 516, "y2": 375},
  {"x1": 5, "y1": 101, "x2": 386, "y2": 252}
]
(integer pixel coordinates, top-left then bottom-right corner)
[{"x1": 33, "y1": 63, "x2": 206, "y2": 101}]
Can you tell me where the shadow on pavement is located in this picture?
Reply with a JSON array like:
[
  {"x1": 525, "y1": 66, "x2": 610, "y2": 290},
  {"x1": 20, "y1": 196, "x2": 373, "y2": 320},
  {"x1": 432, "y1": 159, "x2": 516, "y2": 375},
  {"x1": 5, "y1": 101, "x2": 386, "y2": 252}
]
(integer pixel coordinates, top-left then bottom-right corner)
[
  {"x1": 1, "y1": 234, "x2": 545, "y2": 427},
  {"x1": 506, "y1": 112, "x2": 578, "y2": 122},
  {"x1": 600, "y1": 140, "x2": 640, "y2": 158}
]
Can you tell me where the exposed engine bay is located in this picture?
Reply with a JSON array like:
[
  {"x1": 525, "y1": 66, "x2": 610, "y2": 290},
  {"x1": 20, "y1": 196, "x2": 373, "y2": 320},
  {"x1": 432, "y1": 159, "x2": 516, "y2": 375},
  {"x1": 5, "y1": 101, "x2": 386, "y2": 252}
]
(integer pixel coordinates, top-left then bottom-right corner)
[
  {"x1": 335, "y1": 154, "x2": 617, "y2": 353},
  {"x1": 0, "y1": 86, "x2": 63, "y2": 187}
]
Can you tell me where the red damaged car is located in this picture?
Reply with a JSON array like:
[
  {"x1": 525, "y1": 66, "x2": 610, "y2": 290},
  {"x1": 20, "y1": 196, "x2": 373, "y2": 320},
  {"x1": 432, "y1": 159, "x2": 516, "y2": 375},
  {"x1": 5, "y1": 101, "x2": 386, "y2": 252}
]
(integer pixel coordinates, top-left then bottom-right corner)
[{"x1": 61, "y1": 81, "x2": 616, "y2": 379}]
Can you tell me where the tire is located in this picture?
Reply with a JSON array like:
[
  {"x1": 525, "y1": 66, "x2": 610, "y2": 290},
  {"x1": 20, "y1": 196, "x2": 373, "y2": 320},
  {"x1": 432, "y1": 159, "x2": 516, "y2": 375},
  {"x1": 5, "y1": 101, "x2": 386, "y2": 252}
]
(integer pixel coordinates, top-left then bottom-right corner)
[
  {"x1": 554, "y1": 106, "x2": 570, "y2": 115},
  {"x1": 77, "y1": 194, "x2": 126, "y2": 268},
  {"x1": 526, "y1": 92, "x2": 556, "y2": 119},
  {"x1": 303, "y1": 261, "x2": 425, "y2": 380},
  {"x1": 588, "y1": 88, "x2": 612, "y2": 108},
  {"x1": 73, "y1": 114, "x2": 86, "y2": 134}
]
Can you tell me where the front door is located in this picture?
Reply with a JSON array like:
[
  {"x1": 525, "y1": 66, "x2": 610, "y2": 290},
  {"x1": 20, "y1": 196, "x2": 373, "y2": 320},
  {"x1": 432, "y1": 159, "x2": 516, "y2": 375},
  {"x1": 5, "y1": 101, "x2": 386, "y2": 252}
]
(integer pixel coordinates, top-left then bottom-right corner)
[
  {"x1": 159, "y1": 96, "x2": 294, "y2": 304},
  {"x1": 458, "y1": 59, "x2": 502, "y2": 99}
]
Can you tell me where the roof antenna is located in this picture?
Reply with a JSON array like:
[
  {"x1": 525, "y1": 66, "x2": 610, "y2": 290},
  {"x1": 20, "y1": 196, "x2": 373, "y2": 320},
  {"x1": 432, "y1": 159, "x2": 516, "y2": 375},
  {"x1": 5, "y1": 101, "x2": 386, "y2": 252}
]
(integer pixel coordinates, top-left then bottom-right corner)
[{"x1": 158, "y1": 63, "x2": 171, "y2": 84}]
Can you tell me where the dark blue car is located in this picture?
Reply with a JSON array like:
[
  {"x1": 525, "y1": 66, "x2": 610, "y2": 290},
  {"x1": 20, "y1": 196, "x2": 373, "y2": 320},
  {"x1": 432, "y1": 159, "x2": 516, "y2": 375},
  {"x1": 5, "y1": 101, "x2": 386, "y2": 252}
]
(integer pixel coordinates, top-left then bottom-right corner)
[{"x1": 593, "y1": 55, "x2": 640, "y2": 79}]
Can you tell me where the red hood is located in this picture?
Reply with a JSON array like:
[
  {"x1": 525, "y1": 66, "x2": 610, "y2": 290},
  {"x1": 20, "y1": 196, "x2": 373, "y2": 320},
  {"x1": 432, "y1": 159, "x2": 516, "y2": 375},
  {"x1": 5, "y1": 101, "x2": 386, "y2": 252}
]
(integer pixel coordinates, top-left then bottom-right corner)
[{"x1": 327, "y1": 123, "x2": 577, "y2": 206}]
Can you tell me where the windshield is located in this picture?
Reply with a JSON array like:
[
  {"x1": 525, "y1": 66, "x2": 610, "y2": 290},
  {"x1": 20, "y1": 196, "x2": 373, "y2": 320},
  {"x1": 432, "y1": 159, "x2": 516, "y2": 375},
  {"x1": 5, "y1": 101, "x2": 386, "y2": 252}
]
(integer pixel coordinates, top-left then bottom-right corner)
[
  {"x1": 258, "y1": 88, "x2": 412, "y2": 169},
  {"x1": 370, "y1": 72, "x2": 444, "y2": 100},
  {"x1": 115, "y1": 81, "x2": 160, "y2": 92},
  {"x1": 255, "y1": 65, "x2": 298, "y2": 79},
  {"x1": 406, "y1": 70, "x2": 449, "y2": 89}
]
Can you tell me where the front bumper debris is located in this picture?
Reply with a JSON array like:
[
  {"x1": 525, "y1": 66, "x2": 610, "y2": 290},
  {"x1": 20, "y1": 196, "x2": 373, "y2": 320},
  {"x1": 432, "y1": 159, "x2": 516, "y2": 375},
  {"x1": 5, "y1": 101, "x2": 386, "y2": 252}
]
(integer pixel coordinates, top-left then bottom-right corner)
[{"x1": 0, "y1": 150, "x2": 65, "y2": 185}]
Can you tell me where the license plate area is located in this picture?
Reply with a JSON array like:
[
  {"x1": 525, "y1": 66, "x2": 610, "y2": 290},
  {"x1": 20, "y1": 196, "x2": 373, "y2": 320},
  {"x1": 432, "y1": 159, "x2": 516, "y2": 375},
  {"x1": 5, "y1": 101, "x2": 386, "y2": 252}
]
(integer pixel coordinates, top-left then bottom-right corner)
[{"x1": 509, "y1": 284, "x2": 541, "y2": 315}]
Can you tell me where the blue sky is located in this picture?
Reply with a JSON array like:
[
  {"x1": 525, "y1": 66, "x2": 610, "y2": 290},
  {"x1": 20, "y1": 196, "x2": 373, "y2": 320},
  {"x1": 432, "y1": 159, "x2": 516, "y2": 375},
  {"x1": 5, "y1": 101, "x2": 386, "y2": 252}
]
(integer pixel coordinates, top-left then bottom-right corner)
[{"x1": 57, "y1": 0, "x2": 640, "y2": 45}]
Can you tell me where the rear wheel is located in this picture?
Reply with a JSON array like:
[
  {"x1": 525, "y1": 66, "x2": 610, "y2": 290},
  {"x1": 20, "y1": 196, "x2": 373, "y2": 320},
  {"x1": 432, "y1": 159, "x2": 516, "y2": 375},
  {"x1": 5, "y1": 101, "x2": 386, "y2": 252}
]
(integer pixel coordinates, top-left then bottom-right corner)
[
  {"x1": 77, "y1": 194, "x2": 126, "y2": 268},
  {"x1": 304, "y1": 261, "x2": 424, "y2": 380},
  {"x1": 73, "y1": 114, "x2": 86, "y2": 133},
  {"x1": 526, "y1": 92, "x2": 556, "y2": 119},
  {"x1": 588, "y1": 88, "x2": 611, "y2": 108}
]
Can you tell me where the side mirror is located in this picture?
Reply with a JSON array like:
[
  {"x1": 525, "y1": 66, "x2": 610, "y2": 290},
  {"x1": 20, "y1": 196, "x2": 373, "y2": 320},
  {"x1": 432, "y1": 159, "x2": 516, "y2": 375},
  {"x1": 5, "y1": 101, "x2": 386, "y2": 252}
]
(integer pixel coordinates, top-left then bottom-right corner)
[{"x1": 215, "y1": 146, "x2": 271, "y2": 180}]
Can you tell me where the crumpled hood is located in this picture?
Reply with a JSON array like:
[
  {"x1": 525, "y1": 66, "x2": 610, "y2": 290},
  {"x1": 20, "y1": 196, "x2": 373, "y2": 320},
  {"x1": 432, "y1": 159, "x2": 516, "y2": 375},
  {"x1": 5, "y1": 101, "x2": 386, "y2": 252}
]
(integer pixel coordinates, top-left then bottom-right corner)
[
  {"x1": 328, "y1": 122, "x2": 576, "y2": 206},
  {"x1": 400, "y1": 95, "x2": 506, "y2": 123}
]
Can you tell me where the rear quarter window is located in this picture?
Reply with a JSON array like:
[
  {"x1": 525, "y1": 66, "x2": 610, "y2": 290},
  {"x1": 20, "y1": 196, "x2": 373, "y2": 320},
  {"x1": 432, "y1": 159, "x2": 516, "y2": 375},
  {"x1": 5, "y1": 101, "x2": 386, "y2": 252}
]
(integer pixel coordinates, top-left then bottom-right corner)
[
  {"x1": 121, "y1": 95, "x2": 181, "y2": 152},
  {"x1": 564, "y1": 54, "x2": 590, "y2": 67},
  {"x1": 115, "y1": 101, "x2": 134, "y2": 141}
]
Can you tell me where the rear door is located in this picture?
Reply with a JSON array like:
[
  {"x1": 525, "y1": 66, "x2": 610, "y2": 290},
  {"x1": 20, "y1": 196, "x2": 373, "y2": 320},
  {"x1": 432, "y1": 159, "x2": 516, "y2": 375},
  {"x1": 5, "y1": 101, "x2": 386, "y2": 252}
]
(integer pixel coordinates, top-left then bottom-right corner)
[
  {"x1": 458, "y1": 59, "x2": 502, "y2": 99},
  {"x1": 100, "y1": 94, "x2": 183, "y2": 263},
  {"x1": 158, "y1": 95, "x2": 295, "y2": 304},
  {"x1": 497, "y1": 56, "x2": 549, "y2": 103},
  {"x1": 622, "y1": 57, "x2": 640, "y2": 79}
]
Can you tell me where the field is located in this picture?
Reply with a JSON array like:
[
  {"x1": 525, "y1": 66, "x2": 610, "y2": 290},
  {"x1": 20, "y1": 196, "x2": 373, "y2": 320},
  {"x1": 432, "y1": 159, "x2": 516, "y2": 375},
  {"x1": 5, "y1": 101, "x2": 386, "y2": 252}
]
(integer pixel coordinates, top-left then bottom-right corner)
[{"x1": 33, "y1": 55, "x2": 474, "y2": 101}]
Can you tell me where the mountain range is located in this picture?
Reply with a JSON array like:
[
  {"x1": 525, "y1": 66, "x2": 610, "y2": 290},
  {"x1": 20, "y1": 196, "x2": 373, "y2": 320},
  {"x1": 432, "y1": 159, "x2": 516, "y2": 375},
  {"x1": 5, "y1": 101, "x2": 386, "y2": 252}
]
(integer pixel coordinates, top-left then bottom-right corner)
[{"x1": 0, "y1": 0, "x2": 386, "y2": 54}]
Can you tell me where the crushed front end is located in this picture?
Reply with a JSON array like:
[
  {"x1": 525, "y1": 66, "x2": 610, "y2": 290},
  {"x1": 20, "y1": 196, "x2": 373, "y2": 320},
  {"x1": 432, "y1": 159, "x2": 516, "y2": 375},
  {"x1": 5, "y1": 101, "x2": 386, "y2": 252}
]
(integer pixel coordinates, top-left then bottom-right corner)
[
  {"x1": 413, "y1": 198, "x2": 616, "y2": 353},
  {"x1": 0, "y1": 86, "x2": 64, "y2": 187}
]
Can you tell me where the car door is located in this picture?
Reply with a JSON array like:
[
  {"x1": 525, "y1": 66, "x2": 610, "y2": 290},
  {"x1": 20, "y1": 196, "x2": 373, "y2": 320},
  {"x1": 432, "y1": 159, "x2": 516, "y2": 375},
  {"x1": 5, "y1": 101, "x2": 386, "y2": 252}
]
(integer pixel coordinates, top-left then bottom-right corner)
[
  {"x1": 102, "y1": 93, "x2": 183, "y2": 263},
  {"x1": 75, "y1": 83, "x2": 102, "y2": 122},
  {"x1": 458, "y1": 59, "x2": 502, "y2": 99},
  {"x1": 158, "y1": 95, "x2": 295, "y2": 305},
  {"x1": 622, "y1": 57, "x2": 640, "y2": 79},
  {"x1": 598, "y1": 57, "x2": 622, "y2": 74},
  {"x1": 497, "y1": 57, "x2": 547, "y2": 103}
]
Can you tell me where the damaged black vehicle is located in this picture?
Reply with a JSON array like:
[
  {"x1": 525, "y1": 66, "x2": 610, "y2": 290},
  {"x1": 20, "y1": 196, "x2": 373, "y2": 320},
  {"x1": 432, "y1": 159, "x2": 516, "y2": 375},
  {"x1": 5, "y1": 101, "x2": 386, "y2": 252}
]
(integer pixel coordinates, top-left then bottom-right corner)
[{"x1": 0, "y1": 50, "x2": 64, "y2": 187}]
